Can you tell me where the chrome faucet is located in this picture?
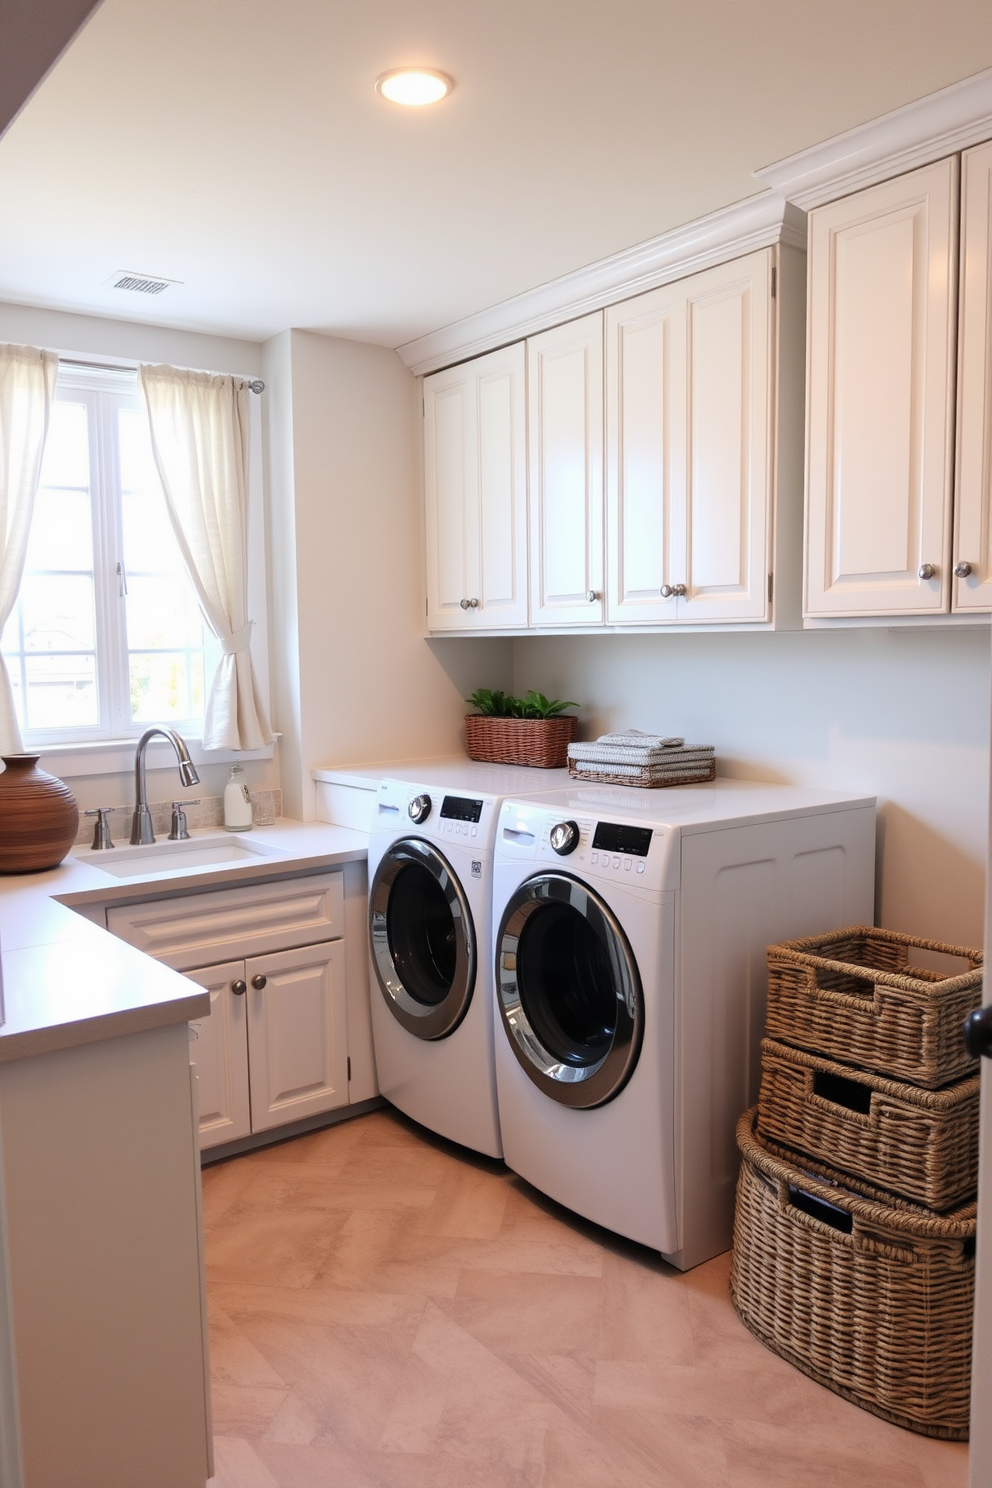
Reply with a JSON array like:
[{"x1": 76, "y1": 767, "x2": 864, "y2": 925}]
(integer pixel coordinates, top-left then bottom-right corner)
[{"x1": 130, "y1": 728, "x2": 201, "y2": 845}]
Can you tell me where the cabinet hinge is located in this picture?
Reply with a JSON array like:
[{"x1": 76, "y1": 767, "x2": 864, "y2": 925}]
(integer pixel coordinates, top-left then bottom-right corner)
[
  {"x1": 347, "y1": 1057, "x2": 352, "y2": 1082},
  {"x1": 770, "y1": 267, "x2": 777, "y2": 299},
  {"x1": 768, "y1": 572, "x2": 774, "y2": 602}
]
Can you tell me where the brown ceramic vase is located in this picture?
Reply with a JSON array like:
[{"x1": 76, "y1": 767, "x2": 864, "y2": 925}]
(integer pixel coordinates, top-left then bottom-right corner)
[{"x1": 0, "y1": 755, "x2": 79, "y2": 873}]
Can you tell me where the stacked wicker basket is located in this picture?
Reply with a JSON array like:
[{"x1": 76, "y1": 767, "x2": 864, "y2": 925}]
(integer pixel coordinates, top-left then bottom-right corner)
[{"x1": 730, "y1": 925, "x2": 984, "y2": 1439}]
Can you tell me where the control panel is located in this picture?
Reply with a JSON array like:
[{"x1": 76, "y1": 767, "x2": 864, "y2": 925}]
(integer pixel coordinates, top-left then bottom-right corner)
[{"x1": 495, "y1": 801, "x2": 679, "y2": 892}]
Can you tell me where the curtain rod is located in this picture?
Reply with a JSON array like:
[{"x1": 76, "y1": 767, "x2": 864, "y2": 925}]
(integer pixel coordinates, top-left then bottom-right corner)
[{"x1": 58, "y1": 356, "x2": 265, "y2": 392}]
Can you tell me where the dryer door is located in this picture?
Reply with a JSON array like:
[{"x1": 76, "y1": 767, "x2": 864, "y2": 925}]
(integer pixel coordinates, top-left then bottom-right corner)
[
  {"x1": 369, "y1": 838, "x2": 476, "y2": 1040},
  {"x1": 496, "y1": 872, "x2": 643, "y2": 1108}
]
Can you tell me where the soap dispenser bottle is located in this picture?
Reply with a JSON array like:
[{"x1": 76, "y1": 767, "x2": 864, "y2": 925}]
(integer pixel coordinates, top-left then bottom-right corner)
[{"x1": 223, "y1": 765, "x2": 253, "y2": 832}]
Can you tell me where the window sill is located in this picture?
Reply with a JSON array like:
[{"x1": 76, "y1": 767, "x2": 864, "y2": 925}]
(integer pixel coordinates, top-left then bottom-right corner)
[{"x1": 21, "y1": 736, "x2": 279, "y2": 780}]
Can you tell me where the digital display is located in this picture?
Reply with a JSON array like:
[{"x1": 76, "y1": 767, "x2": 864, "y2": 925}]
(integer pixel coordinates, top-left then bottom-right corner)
[
  {"x1": 592, "y1": 822, "x2": 653, "y2": 857},
  {"x1": 440, "y1": 795, "x2": 484, "y2": 823}
]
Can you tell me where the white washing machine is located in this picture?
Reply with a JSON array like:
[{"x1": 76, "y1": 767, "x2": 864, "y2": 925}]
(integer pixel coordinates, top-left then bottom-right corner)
[
  {"x1": 491, "y1": 779, "x2": 876, "y2": 1268},
  {"x1": 366, "y1": 762, "x2": 568, "y2": 1158}
]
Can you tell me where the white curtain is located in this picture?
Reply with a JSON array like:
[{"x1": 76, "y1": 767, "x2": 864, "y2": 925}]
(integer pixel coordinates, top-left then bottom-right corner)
[
  {"x1": 138, "y1": 364, "x2": 273, "y2": 752},
  {"x1": 0, "y1": 344, "x2": 58, "y2": 755}
]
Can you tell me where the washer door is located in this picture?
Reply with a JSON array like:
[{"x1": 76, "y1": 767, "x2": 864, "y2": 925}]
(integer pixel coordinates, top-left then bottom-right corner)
[
  {"x1": 369, "y1": 838, "x2": 476, "y2": 1040},
  {"x1": 496, "y1": 872, "x2": 643, "y2": 1108}
]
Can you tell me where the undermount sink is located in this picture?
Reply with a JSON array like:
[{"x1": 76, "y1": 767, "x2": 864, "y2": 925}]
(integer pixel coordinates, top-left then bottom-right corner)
[{"x1": 81, "y1": 833, "x2": 286, "y2": 880}]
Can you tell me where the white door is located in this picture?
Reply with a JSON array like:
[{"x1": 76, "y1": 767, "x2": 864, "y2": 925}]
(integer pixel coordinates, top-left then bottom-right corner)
[
  {"x1": 424, "y1": 343, "x2": 528, "y2": 630},
  {"x1": 805, "y1": 157, "x2": 958, "y2": 617},
  {"x1": 955, "y1": 140, "x2": 992, "y2": 615},
  {"x1": 528, "y1": 312, "x2": 604, "y2": 626},
  {"x1": 186, "y1": 960, "x2": 251, "y2": 1149},
  {"x1": 246, "y1": 940, "x2": 348, "y2": 1132},
  {"x1": 682, "y1": 250, "x2": 773, "y2": 623}
]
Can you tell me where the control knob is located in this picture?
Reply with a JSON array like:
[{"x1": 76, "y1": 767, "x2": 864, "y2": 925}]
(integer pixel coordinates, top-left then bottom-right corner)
[
  {"x1": 408, "y1": 793, "x2": 432, "y2": 824},
  {"x1": 549, "y1": 819, "x2": 580, "y2": 856}
]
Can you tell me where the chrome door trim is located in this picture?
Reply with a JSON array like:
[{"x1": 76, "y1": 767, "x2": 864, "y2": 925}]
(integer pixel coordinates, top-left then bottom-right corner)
[
  {"x1": 495, "y1": 872, "x2": 644, "y2": 1108},
  {"x1": 369, "y1": 837, "x2": 476, "y2": 1040}
]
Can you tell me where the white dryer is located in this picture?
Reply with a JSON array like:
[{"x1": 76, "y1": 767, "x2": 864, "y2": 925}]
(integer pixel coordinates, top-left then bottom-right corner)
[
  {"x1": 491, "y1": 779, "x2": 876, "y2": 1268},
  {"x1": 366, "y1": 762, "x2": 567, "y2": 1158}
]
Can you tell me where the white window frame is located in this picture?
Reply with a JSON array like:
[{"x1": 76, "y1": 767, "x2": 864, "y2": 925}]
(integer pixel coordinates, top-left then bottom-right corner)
[{"x1": 6, "y1": 359, "x2": 273, "y2": 777}]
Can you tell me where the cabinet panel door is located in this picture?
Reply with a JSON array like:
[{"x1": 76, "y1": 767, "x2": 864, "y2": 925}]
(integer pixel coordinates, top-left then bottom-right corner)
[
  {"x1": 805, "y1": 158, "x2": 957, "y2": 616},
  {"x1": 424, "y1": 367, "x2": 478, "y2": 629},
  {"x1": 528, "y1": 313, "x2": 604, "y2": 625},
  {"x1": 186, "y1": 960, "x2": 251, "y2": 1149},
  {"x1": 477, "y1": 343, "x2": 528, "y2": 626},
  {"x1": 606, "y1": 286, "x2": 685, "y2": 624},
  {"x1": 681, "y1": 251, "x2": 772, "y2": 623},
  {"x1": 954, "y1": 141, "x2": 992, "y2": 613},
  {"x1": 246, "y1": 941, "x2": 348, "y2": 1131}
]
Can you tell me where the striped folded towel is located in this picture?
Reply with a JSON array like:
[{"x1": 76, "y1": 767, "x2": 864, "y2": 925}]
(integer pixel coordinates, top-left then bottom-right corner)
[
  {"x1": 569, "y1": 759, "x2": 714, "y2": 782},
  {"x1": 568, "y1": 741, "x2": 715, "y2": 766},
  {"x1": 598, "y1": 730, "x2": 685, "y2": 750}
]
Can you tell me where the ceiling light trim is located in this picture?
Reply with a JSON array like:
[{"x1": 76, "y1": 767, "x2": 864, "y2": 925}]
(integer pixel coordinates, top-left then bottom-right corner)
[
  {"x1": 755, "y1": 65, "x2": 992, "y2": 210},
  {"x1": 374, "y1": 68, "x2": 453, "y2": 106},
  {"x1": 396, "y1": 191, "x2": 805, "y2": 375}
]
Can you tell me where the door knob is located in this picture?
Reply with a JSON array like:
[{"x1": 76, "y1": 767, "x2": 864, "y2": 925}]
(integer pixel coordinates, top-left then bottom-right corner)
[
  {"x1": 251, "y1": 974, "x2": 267, "y2": 991},
  {"x1": 963, "y1": 1006, "x2": 992, "y2": 1060},
  {"x1": 586, "y1": 590, "x2": 601, "y2": 603},
  {"x1": 918, "y1": 563, "x2": 937, "y2": 581},
  {"x1": 231, "y1": 980, "x2": 246, "y2": 996},
  {"x1": 661, "y1": 583, "x2": 687, "y2": 598},
  {"x1": 954, "y1": 561, "x2": 974, "y2": 578}
]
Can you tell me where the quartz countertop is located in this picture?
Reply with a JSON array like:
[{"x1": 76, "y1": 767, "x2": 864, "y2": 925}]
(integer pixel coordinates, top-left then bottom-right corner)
[{"x1": 0, "y1": 820, "x2": 369, "y2": 1064}]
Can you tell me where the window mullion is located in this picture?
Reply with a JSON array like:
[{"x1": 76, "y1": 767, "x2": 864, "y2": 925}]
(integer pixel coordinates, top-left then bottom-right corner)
[{"x1": 91, "y1": 389, "x2": 128, "y2": 736}]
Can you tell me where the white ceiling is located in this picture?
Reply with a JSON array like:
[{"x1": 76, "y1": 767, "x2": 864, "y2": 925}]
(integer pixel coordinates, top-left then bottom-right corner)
[{"x1": 2, "y1": 0, "x2": 991, "y2": 349}]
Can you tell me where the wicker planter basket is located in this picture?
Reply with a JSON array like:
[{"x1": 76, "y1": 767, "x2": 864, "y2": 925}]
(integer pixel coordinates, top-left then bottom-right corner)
[
  {"x1": 765, "y1": 926, "x2": 983, "y2": 1089},
  {"x1": 464, "y1": 714, "x2": 577, "y2": 769},
  {"x1": 731, "y1": 1109, "x2": 976, "y2": 1439},
  {"x1": 756, "y1": 1038, "x2": 979, "y2": 1210}
]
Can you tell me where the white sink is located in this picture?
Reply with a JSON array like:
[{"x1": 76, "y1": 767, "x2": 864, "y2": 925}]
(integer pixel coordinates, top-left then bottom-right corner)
[{"x1": 82, "y1": 833, "x2": 286, "y2": 880}]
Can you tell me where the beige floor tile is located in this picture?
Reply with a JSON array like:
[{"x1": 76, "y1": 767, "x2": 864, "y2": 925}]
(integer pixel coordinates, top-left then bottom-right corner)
[
  {"x1": 594, "y1": 1356, "x2": 809, "y2": 1426},
  {"x1": 211, "y1": 1383, "x2": 291, "y2": 1439},
  {"x1": 209, "y1": 1435, "x2": 283, "y2": 1488},
  {"x1": 254, "y1": 1440, "x2": 383, "y2": 1487},
  {"x1": 206, "y1": 1208, "x2": 346, "y2": 1290},
  {"x1": 419, "y1": 1164, "x2": 512, "y2": 1239},
  {"x1": 445, "y1": 1268, "x2": 603, "y2": 1355}
]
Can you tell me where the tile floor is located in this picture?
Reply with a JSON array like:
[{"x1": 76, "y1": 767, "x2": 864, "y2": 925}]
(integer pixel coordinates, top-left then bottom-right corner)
[{"x1": 203, "y1": 1107, "x2": 969, "y2": 1488}]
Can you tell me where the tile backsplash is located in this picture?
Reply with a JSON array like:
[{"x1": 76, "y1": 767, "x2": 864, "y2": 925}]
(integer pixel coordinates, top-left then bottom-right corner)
[{"x1": 72, "y1": 790, "x2": 282, "y2": 846}]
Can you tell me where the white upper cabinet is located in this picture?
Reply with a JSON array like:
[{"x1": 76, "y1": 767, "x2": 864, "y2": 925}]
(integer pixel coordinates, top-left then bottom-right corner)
[
  {"x1": 424, "y1": 342, "x2": 528, "y2": 630},
  {"x1": 528, "y1": 313, "x2": 605, "y2": 626},
  {"x1": 606, "y1": 251, "x2": 774, "y2": 625},
  {"x1": 954, "y1": 140, "x2": 992, "y2": 613},
  {"x1": 805, "y1": 158, "x2": 959, "y2": 618}
]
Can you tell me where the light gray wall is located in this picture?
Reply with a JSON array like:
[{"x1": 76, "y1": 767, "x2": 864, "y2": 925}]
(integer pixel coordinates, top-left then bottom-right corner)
[{"x1": 514, "y1": 626, "x2": 991, "y2": 948}]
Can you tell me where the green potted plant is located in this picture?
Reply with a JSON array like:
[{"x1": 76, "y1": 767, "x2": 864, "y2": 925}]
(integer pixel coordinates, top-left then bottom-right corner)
[{"x1": 464, "y1": 689, "x2": 580, "y2": 768}]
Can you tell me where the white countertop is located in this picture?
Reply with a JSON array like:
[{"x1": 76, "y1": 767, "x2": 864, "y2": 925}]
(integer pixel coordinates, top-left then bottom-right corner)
[{"x1": 0, "y1": 820, "x2": 368, "y2": 1064}]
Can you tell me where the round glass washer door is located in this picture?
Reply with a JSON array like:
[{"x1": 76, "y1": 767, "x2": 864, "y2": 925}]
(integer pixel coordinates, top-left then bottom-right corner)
[
  {"x1": 495, "y1": 872, "x2": 644, "y2": 1108},
  {"x1": 369, "y1": 837, "x2": 476, "y2": 1040}
]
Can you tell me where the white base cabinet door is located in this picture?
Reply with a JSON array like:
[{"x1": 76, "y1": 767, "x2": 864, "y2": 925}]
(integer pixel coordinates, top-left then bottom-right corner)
[
  {"x1": 187, "y1": 959, "x2": 251, "y2": 1147},
  {"x1": 805, "y1": 157, "x2": 958, "y2": 618},
  {"x1": 246, "y1": 941, "x2": 349, "y2": 1132},
  {"x1": 954, "y1": 139, "x2": 992, "y2": 613}
]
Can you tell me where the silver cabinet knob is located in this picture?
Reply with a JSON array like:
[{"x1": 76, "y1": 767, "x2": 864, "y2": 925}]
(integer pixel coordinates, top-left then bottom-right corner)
[
  {"x1": 660, "y1": 583, "x2": 688, "y2": 599},
  {"x1": 954, "y1": 561, "x2": 973, "y2": 578},
  {"x1": 459, "y1": 597, "x2": 480, "y2": 609},
  {"x1": 586, "y1": 590, "x2": 601, "y2": 603},
  {"x1": 251, "y1": 974, "x2": 267, "y2": 991},
  {"x1": 231, "y1": 980, "x2": 246, "y2": 996},
  {"x1": 459, "y1": 598, "x2": 470, "y2": 610},
  {"x1": 918, "y1": 563, "x2": 937, "y2": 581}
]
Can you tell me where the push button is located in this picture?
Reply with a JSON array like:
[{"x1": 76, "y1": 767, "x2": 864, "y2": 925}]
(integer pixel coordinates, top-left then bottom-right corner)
[
  {"x1": 624, "y1": 859, "x2": 632, "y2": 871},
  {"x1": 637, "y1": 861, "x2": 646, "y2": 874},
  {"x1": 613, "y1": 856, "x2": 621, "y2": 869}
]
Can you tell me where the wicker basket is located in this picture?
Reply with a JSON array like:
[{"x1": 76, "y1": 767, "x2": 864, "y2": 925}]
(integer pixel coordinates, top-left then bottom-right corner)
[
  {"x1": 765, "y1": 926, "x2": 983, "y2": 1089},
  {"x1": 731, "y1": 1109, "x2": 976, "y2": 1439},
  {"x1": 463, "y1": 714, "x2": 577, "y2": 768},
  {"x1": 757, "y1": 1037, "x2": 979, "y2": 1210},
  {"x1": 566, "y1": 759, "x2": 716, "y2": 788}
]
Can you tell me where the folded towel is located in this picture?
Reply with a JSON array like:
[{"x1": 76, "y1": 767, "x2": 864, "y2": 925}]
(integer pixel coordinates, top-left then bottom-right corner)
[
  {"x1": 570, "y1": 759, "x2": 714, "y2": 781},
  {"x1": 568, "y1": 741, "x2": 715, "y2": 766},
  {"x1": 599, "y1": 730, "x2": 684, "y2": 750}
]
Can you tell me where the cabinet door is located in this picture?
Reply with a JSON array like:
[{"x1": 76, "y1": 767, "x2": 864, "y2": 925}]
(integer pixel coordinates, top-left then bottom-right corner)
[
  {"x1": 805, "y1": 158, "x2": 958, "y2": 617},
  {"x1": 681, "y1": 250, "x2": 773, "y2": 623},
  {"x1": 185, "y1": 960, "x2": 251, "y2": 1149},
  {"x1": 528, "y1": 312, "x2": 604, "y2": 625},
  {"x1": 605, "y1": 285, "x2": 685, "y2": 624},
  {"x1": 424, "y1": 344, "x2": 528, "y2": 630},
  {"x1": 246, "y1": 941, "x2": 348, "y2": 1132},
  {"x1": 954, "y1": 140, "x2": 992, "y2": 613}
]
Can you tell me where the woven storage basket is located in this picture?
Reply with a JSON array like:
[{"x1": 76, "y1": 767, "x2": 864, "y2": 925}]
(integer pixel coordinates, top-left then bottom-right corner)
[
  {"x1": 463, "y1": 714, "x2": 576, "y2": 768},
  {"x1": 731, "y1": 1109, "x2": 976, "y2": 1439},
  {"x1": 566, "y1": 759, "x2": 716, "y2": 788},
  {"x1": 765, "y1": 926, "x2": 983, "y2": 1089},
  {"x1": 757, "y1": 1037, "x2": 979, "y2": 1210}
]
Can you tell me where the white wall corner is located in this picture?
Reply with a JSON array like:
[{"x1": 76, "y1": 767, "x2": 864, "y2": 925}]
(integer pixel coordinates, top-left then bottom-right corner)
[
  {"x1": 755, "y1": 65, "x2": 992, "y2": 209},
  {"x1": 396, "y1": 191, "x2": 806, "y2": 376}
]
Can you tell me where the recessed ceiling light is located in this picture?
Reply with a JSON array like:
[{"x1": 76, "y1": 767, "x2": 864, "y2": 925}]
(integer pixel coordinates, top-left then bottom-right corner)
[{"x1": 374, "y1": 68, "x2": 453, "y2": 107}]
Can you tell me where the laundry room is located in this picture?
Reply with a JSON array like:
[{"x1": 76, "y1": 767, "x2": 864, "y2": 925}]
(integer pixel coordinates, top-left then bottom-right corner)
[{"x1": 0, "y1": 4, "x2": 991, "y2": 1488}]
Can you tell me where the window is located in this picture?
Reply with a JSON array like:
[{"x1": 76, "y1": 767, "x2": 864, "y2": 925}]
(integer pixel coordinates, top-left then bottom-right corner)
[{"x1": 1, "y1": 365, "x2": 218, "y2": 744}]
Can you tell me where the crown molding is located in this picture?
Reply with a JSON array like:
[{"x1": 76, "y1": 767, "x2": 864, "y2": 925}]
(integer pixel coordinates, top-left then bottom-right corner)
[
  {"x1": 755, "y1": 66, "x2": 992, "y2": 211},
  {"x1": 397, "y1": 191, "x2": 806, "y2": 376}
]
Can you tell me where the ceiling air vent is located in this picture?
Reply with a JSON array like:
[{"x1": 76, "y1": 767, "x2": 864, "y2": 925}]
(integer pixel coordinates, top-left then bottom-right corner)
[{"x1": 104, "y1": 270, "x2": 182, "y2": 296}]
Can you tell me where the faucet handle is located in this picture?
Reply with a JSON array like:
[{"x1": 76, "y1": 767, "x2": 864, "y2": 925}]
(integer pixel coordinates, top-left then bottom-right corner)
[
  {"x1": 85, "y1": 807, "x2": 115, "y2": 851},
  {"x1": 168, "y1": 800, "x2": 198, "y2": 842}
]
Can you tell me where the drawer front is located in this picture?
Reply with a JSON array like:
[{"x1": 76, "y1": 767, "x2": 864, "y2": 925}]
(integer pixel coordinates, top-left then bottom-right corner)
[{"x1": 107, "y1": 873, "x2": 344, "y2": 970}]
